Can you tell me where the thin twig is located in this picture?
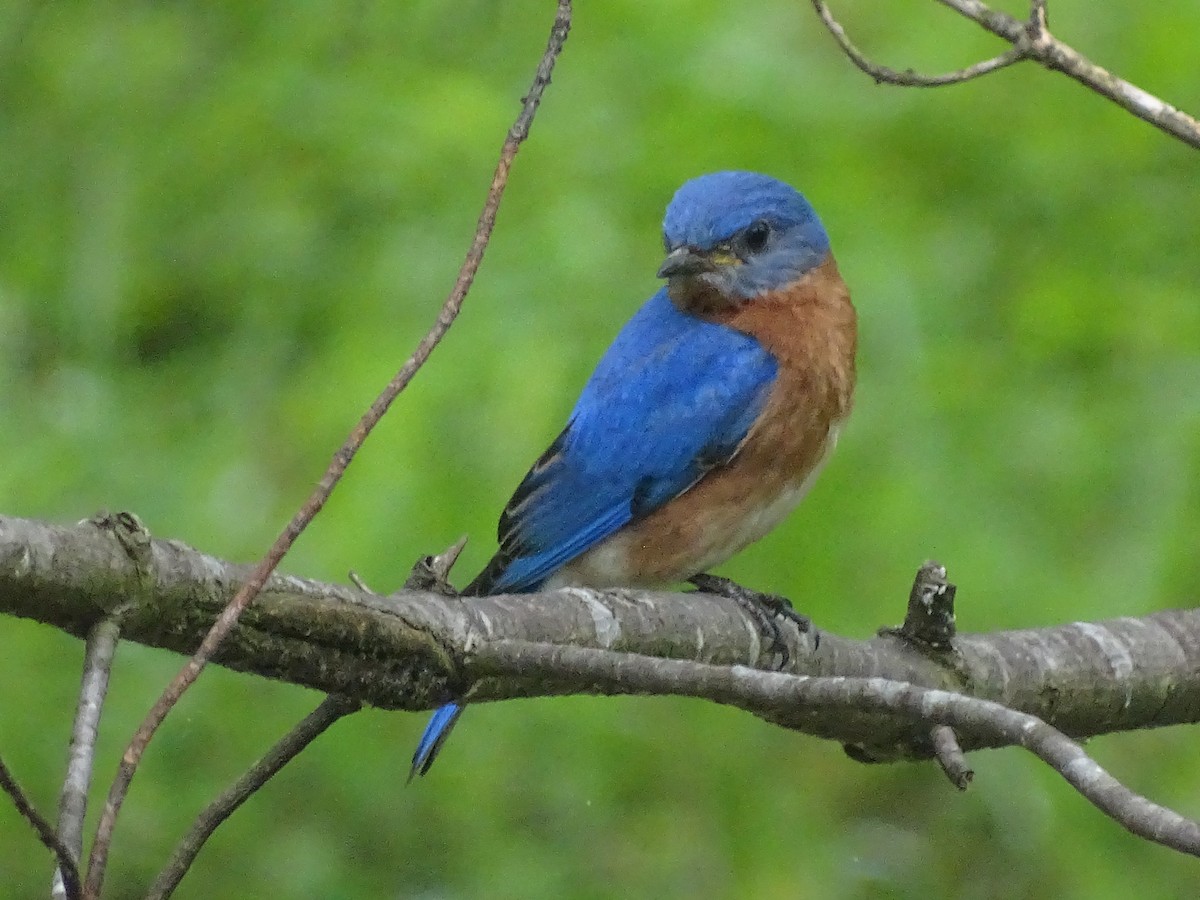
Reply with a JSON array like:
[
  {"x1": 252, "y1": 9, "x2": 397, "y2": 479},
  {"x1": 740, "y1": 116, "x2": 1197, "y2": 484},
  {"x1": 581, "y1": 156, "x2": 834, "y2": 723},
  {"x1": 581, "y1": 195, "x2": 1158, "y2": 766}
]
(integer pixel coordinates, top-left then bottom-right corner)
[
  {"x1": 935, "y1": 0, "x2": 1200, "y2": 147},
  {"x1": 81, "y1": 4, "x2": 574, "y2": 896},
  {"x1": 0, "y1": 754, "x2": 81, "y2": 900},
  {"x1": 145, "y1": 695, "x2": 361, "y2": 900},
  {"x1": 930, "y1": 725, "x2": 974, "y2": 790},
  {"x1": 52, "y1": 617, "x2": 121, "y2": 900},
  {"x1": 470, "y1": 640, "x2": 1200, "y2": 857},
  {"x1": 811, "y1": 0, "x2": 1026, "y2": 85},
  {"x1": 810, "y1": 0, "x2": 1200, "y2": 150}
]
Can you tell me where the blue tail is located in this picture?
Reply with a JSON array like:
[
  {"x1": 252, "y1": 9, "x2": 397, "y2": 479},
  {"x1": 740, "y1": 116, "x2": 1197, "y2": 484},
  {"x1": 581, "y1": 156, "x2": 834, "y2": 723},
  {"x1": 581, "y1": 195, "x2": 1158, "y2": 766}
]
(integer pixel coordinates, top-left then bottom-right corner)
[{"x1": 409, "y1": 703, "x2": 464, "y2": 781}]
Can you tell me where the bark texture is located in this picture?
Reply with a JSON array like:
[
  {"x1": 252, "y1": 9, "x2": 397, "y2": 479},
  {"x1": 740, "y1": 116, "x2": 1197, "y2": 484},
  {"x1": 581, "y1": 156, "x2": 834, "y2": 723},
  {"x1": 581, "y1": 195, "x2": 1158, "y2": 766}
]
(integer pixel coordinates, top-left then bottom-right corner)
[{"x1": 2, "y1": 514, "x2": 1198, "y2": 760}]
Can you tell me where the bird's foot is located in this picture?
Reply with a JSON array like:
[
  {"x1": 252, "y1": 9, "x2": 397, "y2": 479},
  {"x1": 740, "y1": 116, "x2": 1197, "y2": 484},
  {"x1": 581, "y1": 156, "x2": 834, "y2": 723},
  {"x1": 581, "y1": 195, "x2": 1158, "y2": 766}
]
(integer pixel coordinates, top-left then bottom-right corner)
[{"x1": 688, "y1": 573, "x2": 816, "y2": 668}]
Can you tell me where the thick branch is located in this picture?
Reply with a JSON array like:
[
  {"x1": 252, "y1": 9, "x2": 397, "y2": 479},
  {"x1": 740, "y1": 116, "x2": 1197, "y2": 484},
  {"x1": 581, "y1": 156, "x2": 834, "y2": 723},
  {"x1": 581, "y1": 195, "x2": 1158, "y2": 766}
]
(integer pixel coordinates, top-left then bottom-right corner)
[{"x1": 3, "y1": 513, "x2": 1199, "y2": 762}]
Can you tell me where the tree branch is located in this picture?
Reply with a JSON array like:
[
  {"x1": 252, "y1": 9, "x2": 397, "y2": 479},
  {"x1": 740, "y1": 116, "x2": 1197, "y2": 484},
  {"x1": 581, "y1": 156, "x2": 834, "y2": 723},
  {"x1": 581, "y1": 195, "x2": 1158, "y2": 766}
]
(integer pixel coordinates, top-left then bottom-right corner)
[
  {"x1": 811, "y1": 0, "x2": 1025, "y2": 86},
  {"x1": 810, "y1": 0, "x2": 1200, "y2": 150},
  {"x1": 5, "y1": 510, "x2": 1200, "y2": 854},
  {"x1": 3, "y1": 513, "x2": 1198, "y2": 759},
  {"x1": 930, "y1": 725, "x2": 974, "y2": 790},
  {"x1": 145, "y1": 694, "x2": 361, "y2": 900},
  {"x1": 52, "y1": 616, "x2": 120, "y2": 900},
  {"x1": 0, "y1": 754, "x2": 81, "y2": 900},
  {"x1": 468, "y1": 639, "x2": 1200, "y2": 856},
  {"x1": 80, "y1": 3, "x2": 574, "y2": 896}
]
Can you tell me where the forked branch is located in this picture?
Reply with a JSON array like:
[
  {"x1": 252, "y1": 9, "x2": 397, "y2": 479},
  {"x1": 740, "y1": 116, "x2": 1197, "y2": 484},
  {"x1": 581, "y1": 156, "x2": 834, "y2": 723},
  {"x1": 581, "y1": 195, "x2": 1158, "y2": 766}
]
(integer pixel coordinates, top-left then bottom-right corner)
[{"x1": 810, "y1": 0, "x2": 1200, "y2": 149}]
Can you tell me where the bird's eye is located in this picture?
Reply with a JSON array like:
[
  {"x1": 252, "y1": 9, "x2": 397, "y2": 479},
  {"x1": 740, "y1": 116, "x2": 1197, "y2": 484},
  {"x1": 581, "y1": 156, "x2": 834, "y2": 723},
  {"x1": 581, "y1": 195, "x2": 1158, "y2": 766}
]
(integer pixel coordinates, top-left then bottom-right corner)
[{"x1": 739, "y1": 220, "x2": 771, "y2": 256}]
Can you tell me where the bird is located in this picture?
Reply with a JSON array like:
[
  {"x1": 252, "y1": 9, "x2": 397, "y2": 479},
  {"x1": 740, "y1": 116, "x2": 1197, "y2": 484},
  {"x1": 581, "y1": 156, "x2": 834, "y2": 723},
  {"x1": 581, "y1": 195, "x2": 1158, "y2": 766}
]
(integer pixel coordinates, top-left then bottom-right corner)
[{"x1": 410, "y1": 170, "x2": 856, "y2": 778}]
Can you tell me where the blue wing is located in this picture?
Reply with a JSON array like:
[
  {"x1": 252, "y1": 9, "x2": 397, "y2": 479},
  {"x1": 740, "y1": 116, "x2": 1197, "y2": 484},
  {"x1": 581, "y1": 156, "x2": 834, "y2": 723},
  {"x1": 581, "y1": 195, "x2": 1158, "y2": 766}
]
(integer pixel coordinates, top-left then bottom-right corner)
[
  {"x1": 412, "y1": 289, "x2": 778, "y2": 780},
  {"x1": 471, "y1": 287, "x2": 778, "y2": 595}
]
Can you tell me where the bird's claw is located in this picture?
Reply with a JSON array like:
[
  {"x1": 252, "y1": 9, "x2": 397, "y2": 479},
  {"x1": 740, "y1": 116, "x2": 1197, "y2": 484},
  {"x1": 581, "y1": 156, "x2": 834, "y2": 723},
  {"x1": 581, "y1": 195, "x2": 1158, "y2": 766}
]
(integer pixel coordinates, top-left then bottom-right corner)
[{"x1": 688, "y1": 573, "x2": 816, "y2": 669}]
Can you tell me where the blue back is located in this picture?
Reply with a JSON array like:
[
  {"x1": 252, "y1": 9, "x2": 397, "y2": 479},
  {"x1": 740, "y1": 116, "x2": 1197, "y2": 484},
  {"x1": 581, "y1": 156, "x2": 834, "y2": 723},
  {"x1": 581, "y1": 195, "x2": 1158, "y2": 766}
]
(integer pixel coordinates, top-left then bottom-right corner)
[{"x1": 477, "y1": 288, "x2": 778, "y2": 594}]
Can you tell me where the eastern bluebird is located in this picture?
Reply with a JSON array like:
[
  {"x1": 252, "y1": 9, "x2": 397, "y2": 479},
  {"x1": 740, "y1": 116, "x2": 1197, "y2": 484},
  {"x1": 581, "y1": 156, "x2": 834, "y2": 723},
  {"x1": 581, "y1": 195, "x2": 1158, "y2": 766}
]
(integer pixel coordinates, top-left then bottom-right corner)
[{"x1": 410, "y1": 171, "x2": 856, "y2": 778}]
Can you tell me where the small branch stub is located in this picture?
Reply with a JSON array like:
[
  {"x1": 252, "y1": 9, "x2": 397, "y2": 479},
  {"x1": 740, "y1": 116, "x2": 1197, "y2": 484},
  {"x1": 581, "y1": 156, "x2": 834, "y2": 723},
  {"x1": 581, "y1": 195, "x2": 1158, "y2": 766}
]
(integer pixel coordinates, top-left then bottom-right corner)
[
  {"x1": 931, "y1": 724, "x2": 974, "y2": 791},
  {"x1": 881, "y1": 561, "x2": 957, "y2": 650},
  {"x1": 90, "y1": 510, "x2": 153, "y2": 582},
  {"x1": 403, "y1": 536, "x2": 468, "y2": 595}
]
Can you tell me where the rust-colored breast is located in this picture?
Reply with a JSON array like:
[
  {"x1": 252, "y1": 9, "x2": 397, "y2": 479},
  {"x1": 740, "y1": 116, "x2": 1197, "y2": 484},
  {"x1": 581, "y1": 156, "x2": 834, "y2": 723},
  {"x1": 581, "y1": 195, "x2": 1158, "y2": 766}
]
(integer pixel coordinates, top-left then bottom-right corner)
[
  {"x1": 552, "y1": 255, "x2": 857, "y2": 589},
  {"x1": 711, "y1": 255, "x2": 857, "y2": 412}
]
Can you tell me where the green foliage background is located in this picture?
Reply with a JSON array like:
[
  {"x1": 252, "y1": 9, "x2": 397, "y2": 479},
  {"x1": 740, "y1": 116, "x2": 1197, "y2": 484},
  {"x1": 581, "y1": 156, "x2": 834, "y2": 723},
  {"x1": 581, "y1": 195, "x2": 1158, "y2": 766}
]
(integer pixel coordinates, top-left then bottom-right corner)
[{"x1": 2, "y1": 1, "x2": 1198, "y2": 897}]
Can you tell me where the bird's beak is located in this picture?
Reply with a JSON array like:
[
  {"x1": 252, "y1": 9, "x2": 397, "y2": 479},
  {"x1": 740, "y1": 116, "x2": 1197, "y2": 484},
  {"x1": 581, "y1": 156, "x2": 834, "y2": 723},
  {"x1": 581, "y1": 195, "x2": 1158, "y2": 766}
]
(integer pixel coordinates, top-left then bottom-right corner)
[{"x1": 657, "y1": 246, "x2": 717, "y2": 279}]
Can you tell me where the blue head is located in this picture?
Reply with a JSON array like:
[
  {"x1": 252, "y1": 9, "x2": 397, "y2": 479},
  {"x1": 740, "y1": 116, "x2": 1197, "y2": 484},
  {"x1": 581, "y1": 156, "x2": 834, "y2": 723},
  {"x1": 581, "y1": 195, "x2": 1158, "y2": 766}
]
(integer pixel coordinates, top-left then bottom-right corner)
[{"x1": 658, "y1": 171, "x2": 830, "y2": 312}]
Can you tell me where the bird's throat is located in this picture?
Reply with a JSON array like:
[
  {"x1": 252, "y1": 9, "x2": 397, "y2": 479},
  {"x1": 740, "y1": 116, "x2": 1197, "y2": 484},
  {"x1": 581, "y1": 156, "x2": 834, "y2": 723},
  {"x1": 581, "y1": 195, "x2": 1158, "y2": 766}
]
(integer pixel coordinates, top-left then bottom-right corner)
[{"x1": 667, "y1": 277, "x2": 742, "y2": 317}]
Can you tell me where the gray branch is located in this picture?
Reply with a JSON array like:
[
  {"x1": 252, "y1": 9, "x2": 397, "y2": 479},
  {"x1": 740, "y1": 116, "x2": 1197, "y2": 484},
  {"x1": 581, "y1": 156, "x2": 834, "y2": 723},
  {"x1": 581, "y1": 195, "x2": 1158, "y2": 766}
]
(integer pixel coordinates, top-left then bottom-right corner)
[
  {"x1": 945, "y1": 0, "x2": 1200, "y2": 148},
  {"x1": 2, "y1": 513, "x2": 1198, "y2": 763},
  {"x1": 469, "y1": 640, "x2": 1200, "y2": 856},
  {"x1": 52, "y1": 617, "x2": 119, "y2": 900},
  {"x1": 5, "y1": 512, "x2": 1200, "y2": 855}
]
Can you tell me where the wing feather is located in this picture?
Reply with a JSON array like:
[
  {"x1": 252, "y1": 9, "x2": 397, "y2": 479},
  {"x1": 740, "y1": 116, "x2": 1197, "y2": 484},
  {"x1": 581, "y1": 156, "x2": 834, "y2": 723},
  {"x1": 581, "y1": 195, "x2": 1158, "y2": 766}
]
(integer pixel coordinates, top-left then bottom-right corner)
[{"x1": 468, "y1": 289, "x2": 777, "y2": 595}]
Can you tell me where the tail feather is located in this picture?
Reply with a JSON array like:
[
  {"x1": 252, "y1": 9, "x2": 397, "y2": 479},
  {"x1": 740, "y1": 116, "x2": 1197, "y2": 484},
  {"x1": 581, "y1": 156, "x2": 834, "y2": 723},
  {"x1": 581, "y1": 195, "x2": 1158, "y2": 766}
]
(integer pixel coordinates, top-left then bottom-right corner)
[
  {"x1": 409, "y1": 550, "x2": 514, "y2": 780},
  {"x1": 409, "y1": 702, "x2": 464, "y2": 781}
]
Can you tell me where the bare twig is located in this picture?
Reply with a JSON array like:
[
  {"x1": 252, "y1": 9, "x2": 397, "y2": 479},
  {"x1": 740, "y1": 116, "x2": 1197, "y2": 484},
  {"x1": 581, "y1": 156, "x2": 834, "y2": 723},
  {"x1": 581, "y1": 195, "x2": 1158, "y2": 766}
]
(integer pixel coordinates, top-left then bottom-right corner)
[
  {"x1": 52, "y1": 617, "x2": 121, "y2": 900},
  {"x1": 470, "y1": 639, "x2": 1200, "y2": 856},
  {"x1": 810, "y1": 0, "x2": 1200, "y2": 150},
  {"x1": 939, "y1": 0, "x2": 1200, "y2": 148},
  {"x1": 0, "y1": 754, "x2": 81, "y2": 900},
  {"x1": 811, "y1": 0, "x2": 1025, "y2": 85},
  {"x1": 145, "y1": 694, "x2": 361, "y2": 900},
  {"x1": 81, "y1": 3, "x2": 574, "y2": 896},
  {"x1": 931, "y1": 725, "x2": 974, "y2": 790}
]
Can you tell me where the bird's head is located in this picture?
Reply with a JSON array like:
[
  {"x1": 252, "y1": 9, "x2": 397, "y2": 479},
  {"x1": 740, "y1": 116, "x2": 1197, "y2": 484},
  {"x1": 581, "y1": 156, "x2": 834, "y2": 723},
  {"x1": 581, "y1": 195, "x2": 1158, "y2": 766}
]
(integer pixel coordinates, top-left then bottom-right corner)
[{"x1": 658, "y1": 171, "x2": 830, "y2": 313}]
